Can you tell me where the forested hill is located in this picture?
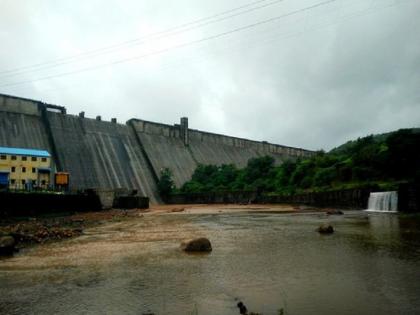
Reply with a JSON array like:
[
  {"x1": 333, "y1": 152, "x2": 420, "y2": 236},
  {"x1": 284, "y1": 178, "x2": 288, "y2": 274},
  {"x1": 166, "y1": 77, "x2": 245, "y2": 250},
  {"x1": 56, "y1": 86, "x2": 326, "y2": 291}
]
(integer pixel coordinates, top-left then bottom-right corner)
[
  {"x1": 330, "y1": 128, "x2": 420, "y2": 155},
  {"x1": 158, "y1": 128, "x2": 420, "y2": 196}
]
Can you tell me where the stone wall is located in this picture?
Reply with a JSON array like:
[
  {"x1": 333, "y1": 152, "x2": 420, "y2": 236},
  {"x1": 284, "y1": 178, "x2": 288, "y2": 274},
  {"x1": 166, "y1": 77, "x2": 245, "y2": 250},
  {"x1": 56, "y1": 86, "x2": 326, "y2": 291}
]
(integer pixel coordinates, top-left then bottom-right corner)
[
  {"x1": 167, "y1": 188, "x2": 373, "y2": 209},
  {"x1": 398, "y1": 183, "x2": 420, "y2": 212},
  {"x1": 168, "y1": 191, "x2": 259, "y2": 204},
  {"x1": 0, "y1": 191, "x2": 102, "y2": 216},
  {"x1": 168, "y1": 186, "x2": 420, "y2": 212}
]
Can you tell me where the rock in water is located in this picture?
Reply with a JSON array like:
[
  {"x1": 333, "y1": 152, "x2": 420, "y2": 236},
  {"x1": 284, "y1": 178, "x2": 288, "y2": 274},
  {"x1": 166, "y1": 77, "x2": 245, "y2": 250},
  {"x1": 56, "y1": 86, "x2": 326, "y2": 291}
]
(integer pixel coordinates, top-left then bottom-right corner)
[
  {"x1": 317, "y1": 224, "x2": 334, "y2": 234},
  {"x1": 237, "y1": 302, "x2": 248, "y2": 314},
  {"x1": 181, "y1": 238, "x2": 212, "y2": 252},
  {"x1": 0, "y1": 235, "x2": 16, "y2": 256},
  {"x1": 326, "y1": 209, "x2": 343, "y2": 215}
]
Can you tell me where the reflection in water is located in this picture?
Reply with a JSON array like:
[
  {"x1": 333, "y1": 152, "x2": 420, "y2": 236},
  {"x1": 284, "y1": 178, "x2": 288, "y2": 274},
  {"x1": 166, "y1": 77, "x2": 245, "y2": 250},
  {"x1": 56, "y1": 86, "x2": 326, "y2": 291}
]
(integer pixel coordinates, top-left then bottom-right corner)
[
  {"x1": 0, "y1": 212, "x2": 419, "y2": 315},
  {"x1": 368, "y1": 213, "x2": 401, "y2": 240}
]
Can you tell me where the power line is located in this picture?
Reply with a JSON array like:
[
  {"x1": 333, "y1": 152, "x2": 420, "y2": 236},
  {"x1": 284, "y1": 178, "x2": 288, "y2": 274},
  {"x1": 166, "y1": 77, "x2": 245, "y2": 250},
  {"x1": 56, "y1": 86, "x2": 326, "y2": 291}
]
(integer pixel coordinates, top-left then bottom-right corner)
[
  {"x1": 0, "y1": 0, "x2": 338, "y2": 89},
  {"x1": 7, "y1": 0, "x2": 413, "y2": 104},
  {"x1": 5, "y1": 0, "x2": 412, "y2": 95},
  {"x1": 0, "y1": 0, "x2": 268, "y2": 74},
  {"x1": 0, "y1": 0, "x2": 285, "y2": 78}
]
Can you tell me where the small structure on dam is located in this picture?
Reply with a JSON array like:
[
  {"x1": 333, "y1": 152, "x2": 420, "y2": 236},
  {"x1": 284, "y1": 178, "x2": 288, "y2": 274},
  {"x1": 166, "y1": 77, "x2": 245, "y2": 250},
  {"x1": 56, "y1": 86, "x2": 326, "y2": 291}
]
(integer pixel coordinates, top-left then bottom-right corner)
[{"x1": 0, "y1": 93, "x2": 315, "y2": 203}]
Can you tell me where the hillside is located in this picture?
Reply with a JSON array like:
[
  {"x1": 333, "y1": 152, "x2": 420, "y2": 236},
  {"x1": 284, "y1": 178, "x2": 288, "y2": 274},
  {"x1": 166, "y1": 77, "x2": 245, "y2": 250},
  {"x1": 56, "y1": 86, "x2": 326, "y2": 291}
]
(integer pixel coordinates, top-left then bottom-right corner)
[
  {"x1": 330, "y1": 128, "x2": 420, "y2": 155},
  {"x1": 164, "y1": 128, "x2": 420, "y2": 196}
]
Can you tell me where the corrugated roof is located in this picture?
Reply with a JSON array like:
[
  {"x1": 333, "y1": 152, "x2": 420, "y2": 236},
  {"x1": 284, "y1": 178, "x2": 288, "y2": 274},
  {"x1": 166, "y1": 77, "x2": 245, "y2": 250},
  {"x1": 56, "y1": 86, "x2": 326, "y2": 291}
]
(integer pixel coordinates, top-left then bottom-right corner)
[{"x1": 0, "y1": 146, "x2": 51, "y2": 157}]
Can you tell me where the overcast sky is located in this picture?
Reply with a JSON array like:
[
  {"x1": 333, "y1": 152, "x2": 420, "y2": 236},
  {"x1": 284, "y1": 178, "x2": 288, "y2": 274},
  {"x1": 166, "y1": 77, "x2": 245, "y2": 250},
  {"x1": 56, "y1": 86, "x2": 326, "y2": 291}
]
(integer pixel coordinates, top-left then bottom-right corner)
[{"x1": 0, "y1": 0, "x2": 419, "y2": 150}]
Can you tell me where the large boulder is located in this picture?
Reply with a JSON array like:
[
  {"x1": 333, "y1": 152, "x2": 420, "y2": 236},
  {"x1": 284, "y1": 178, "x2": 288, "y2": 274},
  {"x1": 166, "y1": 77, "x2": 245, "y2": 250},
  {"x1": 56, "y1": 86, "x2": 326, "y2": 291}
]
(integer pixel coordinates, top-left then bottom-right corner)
[
  {"x1": 317, "y1": 224, "x2": 334, "y2": 234},
  {"x1": 181, "y1": 238, "x2": 212, "y2": 252},
  {"x1": 0, "y1": 235, "x2": 16, "y2": 256}
]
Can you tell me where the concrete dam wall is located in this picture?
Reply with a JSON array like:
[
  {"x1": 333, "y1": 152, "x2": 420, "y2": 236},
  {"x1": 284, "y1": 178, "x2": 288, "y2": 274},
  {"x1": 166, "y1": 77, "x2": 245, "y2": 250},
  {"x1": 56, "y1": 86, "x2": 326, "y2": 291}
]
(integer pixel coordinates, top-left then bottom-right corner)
[
  {"x1": 0, "y1": 95, "x2": 52, "y2": 152},
  {"x1": 0, "y1": 93, "x2": 314, "y2": 203},
  {"x1": 47, "y1": 112, "x2": 160, "y2": 203},
  {"x1": 129, "y1": 119, "x2": 313, "y2": 187}
]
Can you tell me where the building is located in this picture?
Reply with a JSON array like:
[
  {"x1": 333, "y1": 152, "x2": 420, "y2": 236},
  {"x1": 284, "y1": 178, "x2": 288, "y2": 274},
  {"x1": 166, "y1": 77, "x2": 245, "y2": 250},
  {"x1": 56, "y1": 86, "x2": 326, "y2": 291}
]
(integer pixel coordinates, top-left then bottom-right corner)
[{"x1": 0, "y1": 147, "x2": 52, "y2": 190}]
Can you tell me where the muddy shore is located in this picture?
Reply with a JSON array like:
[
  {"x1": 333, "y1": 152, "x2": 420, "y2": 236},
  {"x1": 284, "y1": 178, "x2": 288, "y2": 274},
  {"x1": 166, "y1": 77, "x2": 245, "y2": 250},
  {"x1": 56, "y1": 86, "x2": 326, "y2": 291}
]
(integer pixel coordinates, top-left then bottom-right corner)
[{"x1": 0, "y1": 204, "x2": 321, "y2": 252}]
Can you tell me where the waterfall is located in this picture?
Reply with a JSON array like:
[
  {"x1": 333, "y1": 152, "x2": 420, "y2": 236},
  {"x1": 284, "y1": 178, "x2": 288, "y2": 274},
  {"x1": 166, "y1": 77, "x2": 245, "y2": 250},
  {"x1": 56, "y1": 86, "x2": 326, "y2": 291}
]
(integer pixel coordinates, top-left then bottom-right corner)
[{"x1": 367, "y1": 191, "x2": 398, "y2": 212}]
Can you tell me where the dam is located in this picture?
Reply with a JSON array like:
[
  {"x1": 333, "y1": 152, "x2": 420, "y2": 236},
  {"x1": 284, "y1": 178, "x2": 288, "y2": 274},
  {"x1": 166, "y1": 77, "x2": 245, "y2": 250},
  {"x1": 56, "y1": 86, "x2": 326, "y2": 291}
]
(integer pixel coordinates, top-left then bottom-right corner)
[{"x1": 0, "y1": 93, "x2": 314, "y2": 203}]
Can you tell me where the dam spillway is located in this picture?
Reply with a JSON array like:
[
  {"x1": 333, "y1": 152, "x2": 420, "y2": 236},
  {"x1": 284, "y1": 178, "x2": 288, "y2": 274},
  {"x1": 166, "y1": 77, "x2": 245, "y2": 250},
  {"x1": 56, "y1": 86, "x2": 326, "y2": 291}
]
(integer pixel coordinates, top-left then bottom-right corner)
[
  {"x1": 0, "y1": 93, "x2": 314, "y2": 203},
  {"x1": 367, "y1": 191, "x2": 398, "y2": 213}
]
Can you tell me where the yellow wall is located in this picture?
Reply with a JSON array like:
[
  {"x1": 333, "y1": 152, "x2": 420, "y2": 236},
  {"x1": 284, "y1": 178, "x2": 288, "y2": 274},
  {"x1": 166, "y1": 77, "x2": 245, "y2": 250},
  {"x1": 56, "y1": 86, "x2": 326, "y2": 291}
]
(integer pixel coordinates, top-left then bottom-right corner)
[{"x1": 0, "y1": 154, "x2": 51, "y2": 189}]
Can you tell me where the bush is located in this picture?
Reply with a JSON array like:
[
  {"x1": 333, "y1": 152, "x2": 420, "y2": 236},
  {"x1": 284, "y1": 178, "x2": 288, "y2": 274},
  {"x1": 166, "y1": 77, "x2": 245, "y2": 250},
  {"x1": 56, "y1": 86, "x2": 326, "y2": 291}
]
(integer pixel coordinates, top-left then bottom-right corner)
[
  {"x1": 157, "y1": 168, "x2": 175, "y2": 199},
  {"x1": 313, "y1": 167, "x2": 336, "y2": 187}
]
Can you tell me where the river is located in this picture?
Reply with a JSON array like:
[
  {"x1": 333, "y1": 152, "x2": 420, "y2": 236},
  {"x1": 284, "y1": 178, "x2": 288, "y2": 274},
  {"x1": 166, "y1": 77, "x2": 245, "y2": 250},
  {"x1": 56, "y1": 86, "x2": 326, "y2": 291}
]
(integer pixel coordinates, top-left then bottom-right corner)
[{"x1": 1, "y1": 209, "x2": 419, "y2": 315}]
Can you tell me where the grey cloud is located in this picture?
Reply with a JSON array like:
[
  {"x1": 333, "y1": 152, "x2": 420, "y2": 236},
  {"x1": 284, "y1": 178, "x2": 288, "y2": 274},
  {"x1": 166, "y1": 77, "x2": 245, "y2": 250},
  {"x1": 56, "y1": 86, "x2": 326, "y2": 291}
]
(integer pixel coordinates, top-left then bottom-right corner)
[{"x1": 0, "y1": 0, "x2": 419, "y2": 151}]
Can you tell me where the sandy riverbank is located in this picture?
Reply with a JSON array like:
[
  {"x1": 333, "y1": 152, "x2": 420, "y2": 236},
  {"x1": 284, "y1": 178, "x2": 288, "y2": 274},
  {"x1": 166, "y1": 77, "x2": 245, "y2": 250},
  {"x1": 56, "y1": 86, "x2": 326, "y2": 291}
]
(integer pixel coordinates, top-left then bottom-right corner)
[
  {"x1": 0, "y1": 204, "x2": 322, "y2": 252},
  {"x1": 149, "y1": 203, "x2": 318, "y2": 214}
]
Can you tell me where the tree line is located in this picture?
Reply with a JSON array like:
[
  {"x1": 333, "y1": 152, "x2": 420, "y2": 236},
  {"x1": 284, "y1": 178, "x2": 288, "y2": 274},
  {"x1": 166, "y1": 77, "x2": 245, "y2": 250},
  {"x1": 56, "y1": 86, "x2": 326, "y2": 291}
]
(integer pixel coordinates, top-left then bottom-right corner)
[{"x1": 158, "y1": 128, "x2": 420, "y2": 198}]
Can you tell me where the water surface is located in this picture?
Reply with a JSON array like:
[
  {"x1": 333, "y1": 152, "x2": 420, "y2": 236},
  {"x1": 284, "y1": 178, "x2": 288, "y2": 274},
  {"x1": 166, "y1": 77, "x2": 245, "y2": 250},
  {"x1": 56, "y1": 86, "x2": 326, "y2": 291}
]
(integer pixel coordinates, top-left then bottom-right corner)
[{"x1": 1, "y1": 210, "x2": 419, "y2": 315}]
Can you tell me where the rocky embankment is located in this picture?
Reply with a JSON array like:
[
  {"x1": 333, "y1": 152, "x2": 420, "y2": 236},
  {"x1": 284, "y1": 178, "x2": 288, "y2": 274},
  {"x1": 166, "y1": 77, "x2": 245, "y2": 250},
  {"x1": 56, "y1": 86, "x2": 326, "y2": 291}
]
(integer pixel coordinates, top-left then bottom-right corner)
[
  {"x1": 1, "y1": 220, "x2": 83, "y2": 248},
  {"x1": 0, "y1": 209, "x2": 147, "y2": 255}
]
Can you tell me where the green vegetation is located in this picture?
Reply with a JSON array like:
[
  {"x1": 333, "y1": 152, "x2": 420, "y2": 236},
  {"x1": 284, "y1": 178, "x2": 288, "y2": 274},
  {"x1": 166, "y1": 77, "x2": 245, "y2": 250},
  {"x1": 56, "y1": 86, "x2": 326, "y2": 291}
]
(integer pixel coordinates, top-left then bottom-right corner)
[
  {"x1": 164, "y1": 128, "x2": 420, "y2": 196},
  {"x1": 180, "y1": 156, "x2": 277, "y2": 193},
  {"x1": 157, "y1": 168, "x2": 175, "y2": 199}
]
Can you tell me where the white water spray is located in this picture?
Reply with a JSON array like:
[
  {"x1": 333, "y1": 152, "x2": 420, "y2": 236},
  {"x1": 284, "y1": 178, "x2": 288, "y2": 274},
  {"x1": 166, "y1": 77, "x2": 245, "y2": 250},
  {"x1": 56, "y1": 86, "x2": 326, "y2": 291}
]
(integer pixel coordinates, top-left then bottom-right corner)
[{"x1": 367, "y1": 191, "x2": 398, "y2": 212}]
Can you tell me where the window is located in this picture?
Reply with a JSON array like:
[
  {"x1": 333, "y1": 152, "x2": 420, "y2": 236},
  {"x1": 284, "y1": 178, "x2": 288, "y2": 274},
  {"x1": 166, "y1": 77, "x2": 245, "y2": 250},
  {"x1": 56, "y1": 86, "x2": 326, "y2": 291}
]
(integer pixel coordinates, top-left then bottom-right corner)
[
  {"x1": 41, "y1": 157, "x2": 47, "y2": 162},
  {"x1": 22, "y1": 167, "x2": 26, "y2": 173},
  {"x1": 31, "y1": 157, "x2": 37, "y2": 162},
  {"x1": 41, "y1": 180, "x2": 46, "y2": 185},
  {"x1": 22, "y1": 156, "x2": 27, "y2": 161},
  {"x1": 11, "y1": 155, "x2": 17, "y2": 160},
  {"x1": 32, "y1": 167, "x2": 36, "y2": 173},
  {"x1": 32, "y1": 180, "x2": 37, "y2": 185},
  {"x1": 21, "y1": 179, "x2": 26, "y2": 185},
  {"x1": 0, "y1": 155, "x2": 6, "y2": 160},
  {"x1": 11, "y1": 166, "x2": 16, "y2": 172},
  {"x1": 11, "y1": 179, "x2": 15, "y2": 184}
]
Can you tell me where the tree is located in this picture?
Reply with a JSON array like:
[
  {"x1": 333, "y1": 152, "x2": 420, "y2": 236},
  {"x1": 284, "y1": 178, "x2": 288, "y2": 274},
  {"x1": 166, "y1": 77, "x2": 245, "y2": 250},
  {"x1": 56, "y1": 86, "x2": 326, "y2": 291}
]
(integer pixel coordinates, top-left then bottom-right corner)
[
  {"x1": 243, "y1": 156, "x2": 275, "y2": 184},
  {"x1": 385, "y1": 129, "x2": 420, "y2": 180},
  {"x1": 313, "y1": 167, "x2": 336, "y2": 187},
  {"x1": 157, "y1": 168, "x2": 175, "y2": 199},
  {"x1": 191, "y1": 164, "x2": 219, "y2": 184}
]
